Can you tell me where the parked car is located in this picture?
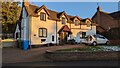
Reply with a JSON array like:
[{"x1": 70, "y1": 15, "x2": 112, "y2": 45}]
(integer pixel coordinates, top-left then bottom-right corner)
[
  {"x1": 85, "y1": 34, "x2": 109, "y2": 46},
  {"x1": 68, "y1": 39, "x2": 76, "y2": 44}
]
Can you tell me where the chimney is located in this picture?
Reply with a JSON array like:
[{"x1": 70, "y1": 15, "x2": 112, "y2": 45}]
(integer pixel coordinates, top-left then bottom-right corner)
[
  {"x1": 97, "y1": 6, "x2": 101, "y2": 11},
  {"x1": 23, "y1": 0, "x2": 29, "y2": 7}
]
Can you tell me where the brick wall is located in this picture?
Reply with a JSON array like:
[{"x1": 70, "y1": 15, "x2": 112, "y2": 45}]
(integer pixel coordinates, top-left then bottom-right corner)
[{"x1": 45, "y1": 50, "x2": 119, "y2": 61}]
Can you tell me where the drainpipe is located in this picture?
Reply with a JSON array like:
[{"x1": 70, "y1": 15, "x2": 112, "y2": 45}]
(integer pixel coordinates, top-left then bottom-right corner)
[
  {"x1": 29, "y1": 16, "x2": 32, "y2": 49},
  {"x1": 70, "y1": 22, "x2": 71, "y2": 39},
  {"x1": 91, "y1": 24, "x2": 92, "y2": 30},
  {"x1": 56, "y1": 20, "x2": 57, "y2": 45},
  {"x1": 80, "y1": 23, "x2": 81, "y2": 29}
]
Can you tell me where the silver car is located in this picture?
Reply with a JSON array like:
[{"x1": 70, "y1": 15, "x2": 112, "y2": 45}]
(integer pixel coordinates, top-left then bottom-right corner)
[{"x1": 85, "y1": 34, "x2": 109, "y2": 46}]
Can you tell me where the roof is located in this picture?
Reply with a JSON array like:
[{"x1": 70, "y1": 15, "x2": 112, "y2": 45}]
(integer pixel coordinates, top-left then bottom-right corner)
[
  {"x1": 92, "y1": 8, "x2": 120, "y2": 32},
  {"x1": 109, "y1": 11, "x2": 120, "y2": 20},
  {"x1": 23, "y1": 3, "x2": 96, "y2": 25},
  {"x1": 80, "y1": 18, "x2": 97, "y2": 25},
  {"x1": 58, "y1": 25, "x2": 72, "y2": 34},
  {"x1": 96, "y1": 26, "x2": 106, "y2": 33},
  {"x1": 92, "y1": 10, "x2": 120, "y2": 20}
]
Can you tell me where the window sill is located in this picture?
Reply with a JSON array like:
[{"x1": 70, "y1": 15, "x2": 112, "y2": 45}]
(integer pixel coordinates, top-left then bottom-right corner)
[
  {"x1": 39, "y1": 36, "x2": 47, "y2": 38},
  {"x1": 40, "y1": 19, "x2": 46, "y2": 21}
]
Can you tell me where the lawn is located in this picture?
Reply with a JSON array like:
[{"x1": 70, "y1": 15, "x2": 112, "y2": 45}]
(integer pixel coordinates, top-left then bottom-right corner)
[{"x1": 56, "y1": 46, "x2": 114, "y2": 52}]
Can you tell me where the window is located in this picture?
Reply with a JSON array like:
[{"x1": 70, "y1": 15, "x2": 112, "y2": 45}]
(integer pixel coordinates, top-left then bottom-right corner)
[
  {"x1": 52, "y1": 35, "x2": 54, "y2": 41},
  {"x1": 80, "y1": 32, "x2": 86, "y2": 38},
  {"x1": 75, "y1": 20, "x2": 79, "y2": 26},
  {"x1": 86, "y1": 21, "x2": 91, "y2": 27},
  {"x1": 39, "y1": 28, "x2": 47, "y2": 37},
  {"x1": 40, "y1": 12, "x2": 46, "y2": 21},
  {"x1": 62, "y1": 17, "x2": 65, "y2": 24}
]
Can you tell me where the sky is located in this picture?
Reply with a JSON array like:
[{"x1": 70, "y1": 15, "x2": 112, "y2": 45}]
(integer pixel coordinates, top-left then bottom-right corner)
[{"x1": 28, "y1": 2, "x2": 118, "y2": 19}]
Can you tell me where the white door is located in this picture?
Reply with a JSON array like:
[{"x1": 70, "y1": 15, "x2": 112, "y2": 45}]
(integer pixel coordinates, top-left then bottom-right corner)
[{"x1": 75, "y1": 32, "x2": 80, "y2": 43}]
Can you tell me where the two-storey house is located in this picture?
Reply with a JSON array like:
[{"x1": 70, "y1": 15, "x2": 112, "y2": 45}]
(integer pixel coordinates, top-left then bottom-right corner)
[{"x1": 14, "y1": 1, "x2": 97, "y2": 49}]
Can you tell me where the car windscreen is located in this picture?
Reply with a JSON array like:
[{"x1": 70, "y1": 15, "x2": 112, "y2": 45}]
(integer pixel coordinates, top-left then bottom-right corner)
[
  {"x1": 93, "y1": 35, "x2": 99, "y2": 38},
  {"x1": 93, "y1": 35, "x2": 106, "y2": 39}
]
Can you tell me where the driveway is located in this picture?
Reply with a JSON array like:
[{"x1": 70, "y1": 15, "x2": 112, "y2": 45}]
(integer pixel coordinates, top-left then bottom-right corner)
[{"x1": 3, "y1": 44, "x2": 85, "y2": 64}]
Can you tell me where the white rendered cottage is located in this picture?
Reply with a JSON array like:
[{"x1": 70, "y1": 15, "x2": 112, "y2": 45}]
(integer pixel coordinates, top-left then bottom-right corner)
[{"x1": 15, "y1": 1, "x2": 97, "y2": 49}]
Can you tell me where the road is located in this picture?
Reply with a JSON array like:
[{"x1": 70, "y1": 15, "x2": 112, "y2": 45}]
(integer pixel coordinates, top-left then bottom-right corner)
[
  {"x1": 2, "y1": 45, "x2": 120, "y2": 68},
  {"x1": 2, "y1": 60, "x2": 119, "y2": 66},
  {"x1": 3, "y1": 45, "x2": 85, "y2": 63}
]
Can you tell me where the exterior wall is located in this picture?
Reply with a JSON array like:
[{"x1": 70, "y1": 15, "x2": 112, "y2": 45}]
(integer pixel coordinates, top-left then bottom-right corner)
[
  {"x1": 29, "y1": 9, "x2": 96, "y2": 45},
  {"x1": 21, "y1": 7, "x2": 29, "y2": 41},
  {"x1": 57, "y1": 14, "x2": 68, "y2": 31},
  {"x1": 71, "y1": 25, "x2": 96, "y2": 43},
  {"x1": 92, "y1": 11, "x2": 120, "y2": 40},
  {"x1": 93, "y1": 12, "x2": 118, "y2": 30},
  {"x1": 30, "y1": 9, "x2": 57, "y2": 45},
  {"x1": 14, "y1": 24, "x2": 20, "y2": 39},
  {"x1": 57, "y1": 15, "x2": 69, "y2": 43},
  {"x1": 70, "y1": 19, "x2": 96, "y2": 43},
  {"x1": 20, "y1": 7, "x2": 30, "y2": 49}
]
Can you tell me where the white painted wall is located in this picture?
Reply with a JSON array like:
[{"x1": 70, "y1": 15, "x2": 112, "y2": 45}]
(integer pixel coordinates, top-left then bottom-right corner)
[
  {"x1": 19, "y1": 7, "x2": 97, "y2": 45},
  {"x1": 14, "y1": 24, "x2": 20, "y2": 39},
  {"x1": 21, "y1": 7, "x2": 29, "y2": 41},
  {"x1": 30, "y1": 9, "x2": 57, "y2": 45},
  {"x1": 75, "y1": 26, "x2": 96, "y2": 43}
]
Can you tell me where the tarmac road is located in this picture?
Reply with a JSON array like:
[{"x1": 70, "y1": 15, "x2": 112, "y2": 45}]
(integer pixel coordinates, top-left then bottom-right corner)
[
  {"x1": 2, "y1": 45, "x2": 120, "y2": 68},
  {"x1": 2, "y1": 60, "x2": 119, "y2": 66}
]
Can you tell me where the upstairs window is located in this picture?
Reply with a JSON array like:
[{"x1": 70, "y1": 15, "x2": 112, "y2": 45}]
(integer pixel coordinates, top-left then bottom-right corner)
[
  {"x1": 40, "y1": 12, "x2": 46, "y2": 21},
  {"x1": 39, "y1": 28, "x2": 47, "y2": 37},
  {"x1": 75, "y1": 20, "x2": 79, "y2": 26},
  {"x1": 62, "y1": 17, "x2": 65, "y2": 24},
  {"x1": 86, "y1": 21, "x2": 91, "y2": 27}
]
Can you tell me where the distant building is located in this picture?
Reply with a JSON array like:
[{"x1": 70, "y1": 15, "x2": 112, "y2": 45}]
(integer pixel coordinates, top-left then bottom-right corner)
[{"x1": 92, "y1": 6, "x2": 120, "y2": 39}]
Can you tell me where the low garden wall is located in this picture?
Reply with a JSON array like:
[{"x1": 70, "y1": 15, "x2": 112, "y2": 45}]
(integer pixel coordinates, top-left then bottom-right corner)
[
  {"x1": 45, "y1": 50, "x2": 119, "y2": 61},
  {"x1": 2, "y1": 39, "x2": 17, "y2": 48}
]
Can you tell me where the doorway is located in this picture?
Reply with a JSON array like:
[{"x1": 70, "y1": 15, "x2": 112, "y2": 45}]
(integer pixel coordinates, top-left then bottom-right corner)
[{"x1": 59, "y1": 32, "x2": 68, "y2": 44}]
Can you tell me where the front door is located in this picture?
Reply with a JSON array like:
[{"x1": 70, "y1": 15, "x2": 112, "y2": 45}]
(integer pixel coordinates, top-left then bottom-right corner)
[
  {"x1": 59, "y1": 32, "x2": 68, "y2": 44},
  {"x1": 64, "y1": 32, "x2": 68, "y2": 44}
]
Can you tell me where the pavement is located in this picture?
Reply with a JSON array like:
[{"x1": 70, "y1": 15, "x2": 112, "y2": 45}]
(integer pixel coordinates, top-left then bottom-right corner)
[{"x1": 2, "y1": 44, "x2": 85, "y2": 64}]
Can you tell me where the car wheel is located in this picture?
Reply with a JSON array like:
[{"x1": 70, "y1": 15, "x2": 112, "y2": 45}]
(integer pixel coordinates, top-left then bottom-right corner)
[
  {"x1": 106, "y1": 41, "x2": 109, "y2": 45},
  {"x1": 92, "y1": 42, "x2": 97, "y2": 46}
]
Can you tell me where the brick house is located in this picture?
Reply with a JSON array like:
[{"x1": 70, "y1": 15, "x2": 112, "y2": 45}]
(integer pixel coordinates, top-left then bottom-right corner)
[{"x1": 92, "y1": 6, "x2": 120, "y2": 39}]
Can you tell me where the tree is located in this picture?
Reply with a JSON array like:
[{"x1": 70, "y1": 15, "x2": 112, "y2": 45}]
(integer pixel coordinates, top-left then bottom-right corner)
[{"x1": 1, "y1": 2, "x2": 21, "y2": 34}]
